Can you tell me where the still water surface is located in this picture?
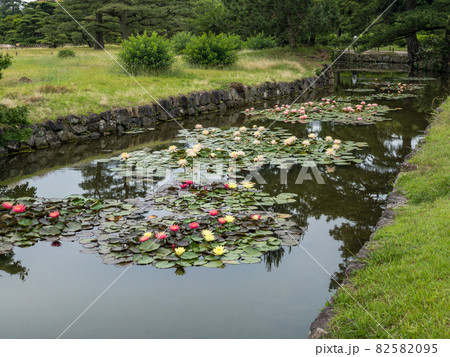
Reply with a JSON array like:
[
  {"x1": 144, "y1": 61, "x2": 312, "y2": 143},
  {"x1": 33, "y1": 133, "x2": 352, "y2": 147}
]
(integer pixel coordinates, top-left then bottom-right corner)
[{"x1": 0, "y1": 71, "x2": 446, "y2": 338}]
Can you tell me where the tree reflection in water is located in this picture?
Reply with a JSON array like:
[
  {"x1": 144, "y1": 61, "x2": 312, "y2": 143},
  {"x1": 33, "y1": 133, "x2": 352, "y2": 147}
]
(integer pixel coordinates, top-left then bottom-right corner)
[{"x1": 0, "y1": 253, "x2": 29, "y2": 281}]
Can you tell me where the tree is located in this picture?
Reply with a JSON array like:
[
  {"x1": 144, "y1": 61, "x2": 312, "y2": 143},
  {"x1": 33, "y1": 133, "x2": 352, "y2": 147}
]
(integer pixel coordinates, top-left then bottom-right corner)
[
  {"x1": 0, "y1": 52, "x2": 12, "y2": 79},
  {"x1": 0, "y1": 0, "x2": 23, "y2": 19}
]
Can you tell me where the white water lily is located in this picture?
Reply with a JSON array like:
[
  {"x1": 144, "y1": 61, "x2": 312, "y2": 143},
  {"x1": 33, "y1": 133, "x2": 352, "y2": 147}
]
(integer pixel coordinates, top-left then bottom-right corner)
[
  {"x1": 195, "y1": 124, "x2": 203, "y2": 129},
  {"x1": 202, "y1": 130, "x2": 209, "y2": 135},
  {"x1": 283, "y1": 136, "x2": 297, "y2": 146},
  {"x1": 254, "y1": 131, "x2": 261, "y2": 137},
  {"x1": 236, "y1": 151, "x2": 245, "y2": 157},
  {"x1": 258, "y1": 126, "x2": 265, "y2": 131},
  {"x1": 334, "y1": 139, "x2": 341, "y2": 145},
  {"x1": 271, "y1": 140, "x2": 277, "y2": 145},
  {"x1": 325, "y1": 136, "x2": 333, "y2": 142},
  {"x1": 239, "y1": 126, "x2": 247, "y2": 132},
  {"x1": 234, "y1": 131, "x2": 240, "y2": 136},
  {"x1": 192, "y1": 143, "x2": 202, "y2": 152},
  {"x1": 308, "y1": 133, "x2": 316, "y2": 139},
  {"x1": 186, "y1": 149, "x2": 197, "y2": 157},
  {"x1": 253, "y1": 140, "x2": 260, "y2": 145},
  {"x1": 302, "y1": 140, "x2": 310, "y2": 146},
  {"x1": 210, "y1": 153, "x2": 216, "y2": 158},
  {"x1": 332, "y1": 144, "x2": 340, "y2": 150},
  {"x1": 253, "y1": 155, "x2": 264, "y2": 162},
  {"x1": 178, "y1": 159, "x2": 187, "y2": 167},
  {"x1": 168, "y1": 145, "x2": 177, "y2": 153},
  {"x1": 229, "y1": 151, "x2": 239, "y2": 159},
  {"x1": 326, "y1": 148, "x2": 335, "y2": 156},
  {"x1": 234, "y1": 137, "x2": 241, "y2": 141}
]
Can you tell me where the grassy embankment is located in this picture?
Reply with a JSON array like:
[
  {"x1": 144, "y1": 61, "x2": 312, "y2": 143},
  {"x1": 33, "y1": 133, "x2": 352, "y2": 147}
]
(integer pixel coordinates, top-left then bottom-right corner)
[
  {"x1": 328, "y1": 99, "x2": 450, "y2": 338},
  {"x1": 0, "y1": 46, "x2": 323, "y2": 123}
]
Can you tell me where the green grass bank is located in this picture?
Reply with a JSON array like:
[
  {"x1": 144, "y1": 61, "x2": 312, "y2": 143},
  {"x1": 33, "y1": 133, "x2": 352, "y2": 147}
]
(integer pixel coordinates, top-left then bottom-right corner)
[
  {"x1": 328, "y1": 98, "x2": 450, "y2": 338},
  {"x1": 0, "y1": 46, "x2": 323, "y2": 123}
]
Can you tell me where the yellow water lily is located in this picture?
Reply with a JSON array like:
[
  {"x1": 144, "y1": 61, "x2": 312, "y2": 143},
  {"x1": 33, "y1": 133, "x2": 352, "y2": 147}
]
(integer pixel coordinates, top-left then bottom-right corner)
[
  {"x1": 224, "y1": 215, "x2": 235, "y2": 223},
  {"x1": 241, "y1": 181, "x2": 255, "y2": 189},
  {"x1": 201, "y1": 229, "x2": 215, "y2": 242},
  {"x1": 175, "y1": 247, "x2": 186, "y2": 256},
  {"x1": 213, "y1": 245, "x2": 226, "y2": 256},
  {"x1": 227, "y1": 182, "x2": 238, "y2": 189}
]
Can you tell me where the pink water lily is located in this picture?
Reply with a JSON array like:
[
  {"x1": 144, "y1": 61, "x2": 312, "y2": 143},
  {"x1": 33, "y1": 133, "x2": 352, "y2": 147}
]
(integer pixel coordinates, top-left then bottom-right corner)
[
  {"x1": 218, "y1": 217, "x2": 227, "y2": 224},
  {"x1": 189, "y1": 222, "x2": 199, "y2": 229},
  {"x1": 155, "y1": 232, "x2": 169, "y2": 240},
  {"x1": 11, "y1": 204, "x2": 26, "y2": 213},
  {"x1": 251, "y1": 214, "x2": 261, "y2": 221},
  {"x1": 49, "y1": 211, "x2": 60, "y2": 219},
  {"x1": 180, "y1": 183, "x2": 189, "y2": 189},
  {"x1": 185, "y1": 180, "x2": 194, "y2": 185},
  {"x1": 1, "y1": 202, "x2": 13, "y2": 210},
  {"x1": 169, "y1": 224, "x2": 180, "y2": 232},
  {"x1": 209, "y1": 210, "x2": 219, "y2": 216}
]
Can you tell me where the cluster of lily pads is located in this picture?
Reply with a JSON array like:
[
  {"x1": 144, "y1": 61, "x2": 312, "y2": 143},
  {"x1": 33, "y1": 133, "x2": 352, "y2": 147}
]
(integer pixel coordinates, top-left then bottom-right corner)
[
  {"x1": 243, "y1": 98, "x2": 394, "y2": 125},
  {"x1": 108, "y1": 125, "x2": 366, "y2": 186},
  {"x1": 0, "y1": 182, "x2": 302, "y2": 270},
  {"x1": 0, "y1": 196, "x2": 115, "y2": 252},
  {"x1": 351, "y1": 79, "x2": 427, "y2": 101}
]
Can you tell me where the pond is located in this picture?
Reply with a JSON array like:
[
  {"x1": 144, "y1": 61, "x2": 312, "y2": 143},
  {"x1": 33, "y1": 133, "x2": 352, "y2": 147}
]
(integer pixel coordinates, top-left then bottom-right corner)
[{"x1": 0, "y1": 70, "x2": 447, "y2": 338}]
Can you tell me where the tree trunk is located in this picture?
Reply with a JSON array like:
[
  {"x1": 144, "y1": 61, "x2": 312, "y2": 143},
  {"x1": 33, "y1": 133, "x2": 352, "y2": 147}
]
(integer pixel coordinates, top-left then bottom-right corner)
[
  {"x1": 119, "y1": 11, "x2": 130, "y2": 40},
  {"x1": 94, "y1": 12, "x2": 105, "y2": 50},
  {"x1": 285, "y1": 12, "x2": 296, "y2": 49},
  {"x1": 405, "y1": 0, "x2": 419, "y2": 64}
]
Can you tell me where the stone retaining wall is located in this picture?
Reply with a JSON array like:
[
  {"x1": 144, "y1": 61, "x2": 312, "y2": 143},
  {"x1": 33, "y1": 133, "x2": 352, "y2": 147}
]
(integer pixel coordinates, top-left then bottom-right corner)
[
  {"x1": 337, "y1": 51, "x2": 409, "y2": 64},
  {"x1": 0, "y1": 65, "x2": 334, "y2": 156}
]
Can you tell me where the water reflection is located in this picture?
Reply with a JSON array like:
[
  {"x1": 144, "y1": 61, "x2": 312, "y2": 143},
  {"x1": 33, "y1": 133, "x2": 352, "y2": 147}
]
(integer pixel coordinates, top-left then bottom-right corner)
[{"x1": 0, "y1": 253, "x2": 29, "y2": 281}]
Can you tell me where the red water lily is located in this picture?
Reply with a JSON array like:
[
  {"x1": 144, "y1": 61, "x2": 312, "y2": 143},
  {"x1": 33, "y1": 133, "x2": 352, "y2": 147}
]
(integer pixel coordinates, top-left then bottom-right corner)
[
  {"x1": 251, "y1": 214, "x2": 261, "y2": 221},
  {"x1": 180, "y1": 183, "x2": 189, "y2": 189},
  {"x1": 169, "y1": 224, "x2": 180, "y2": 232},
  {"x1": 49, "y1": 211, "x2": 60, "y2": 219},
  {"x1": 209, "y1": 209, "x2": 219, "y2": 216},
  {"x1": 185, "y1": 180, "x2": 194, "y2": 185},
  {"x1": 11, "y1": 204, "x2": 26, "y2": 213},
  {"x1": 218, "y1": 217, "x2": 227, "y2": 224},
  {"x1": 189, "y1": 222, "x2": 199, "y2": 229},
  {"x1": 1, "y1": 202, "x2": 13, "y2": 210}
]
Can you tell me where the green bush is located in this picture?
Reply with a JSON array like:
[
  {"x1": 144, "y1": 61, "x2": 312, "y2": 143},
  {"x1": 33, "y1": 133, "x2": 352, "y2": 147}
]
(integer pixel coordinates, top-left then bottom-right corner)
[
  {"x1": 184, "y1": 32, "x2": 241, "y2": 66},
  {"x1": 0, "y1": 105, "x2": 31, "y2": 144},
  {"x1": 119, "y1": 32, "x2": 174, "y2": 74},
  {"x1": 57, "y1": 49, "x2": 76, "y2": 58},
  {"x1": 245, "y1": 32, "x2": 277, "y2": 50},
  {"x1": 171, "y1": 31, "x2": 195, "y2": 54},
  {"x1": 0, "y1": 53, "x2": 12, "y2": 80}
]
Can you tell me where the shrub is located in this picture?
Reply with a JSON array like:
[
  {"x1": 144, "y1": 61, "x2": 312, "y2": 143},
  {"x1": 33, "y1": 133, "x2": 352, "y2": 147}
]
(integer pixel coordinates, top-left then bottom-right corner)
[
  {"x1": 119, "y1": 32, "x2": 174, "y2": 74},
  {"x1": 184, "y1": 32, "x2": 241, "y2": 66},
  {"x1": 57, "y1": 49, "x2": 76, "y2": 58},
  {"x1": 0, "y1": 105, "x2": 31, "y2": 144},
  {"x1": 171, "y1": 31, "x2": 195, "y2": 54},
  {"x1": 0, "y1": 53, "x2": 12, "y2": 80},
  {"x1": 245, "y1": 32, "x2": 277, "y2": 50}
]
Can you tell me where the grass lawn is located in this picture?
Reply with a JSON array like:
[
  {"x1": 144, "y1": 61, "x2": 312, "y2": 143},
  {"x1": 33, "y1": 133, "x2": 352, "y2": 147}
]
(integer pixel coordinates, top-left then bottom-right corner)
[
  {"x1": 0, "y1": 46, "x2": 323, "y2": 123},
  {"x1": 328, "y1": 98, "x2": 450, "y2": 338}
]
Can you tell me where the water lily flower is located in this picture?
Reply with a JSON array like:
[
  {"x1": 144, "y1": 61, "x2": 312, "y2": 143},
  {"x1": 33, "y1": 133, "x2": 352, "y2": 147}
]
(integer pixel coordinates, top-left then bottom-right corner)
[
  {"x1": 253, "y1": 140, "x2": 260, "y2": 145},
  {"x1": 195, "y1": 124, "x2": 203, "y2": 129},
  {"x1": 186, "y1": 149, "x2": 197, "y2": 157},
  {"x1": 155, "y1": 232, "x2": 169, "y2": 240},
  {"x1": 333, "y1": 144, "x2": 340, "y2": 150},
  {"x1": 241, "y1": 182, "x2": 255, "y2": 189},
  {"x1": 245, "y1": 109, "x2": 250, "y2": 112},
  {"x1": 209, "y1": 210, "x2": 219, "y2": 216},
  {"x1": 213, "y1": 246, "x2": 226, "y2": 256},
  {"x1": 185, "y1": 180, "x2": 194, "y2": 185},
  {"x1": 283, "y1": 136, "x2": 297, "y2": 146},
  {"x1": 333, "y1": 139, "x2": 341, "y2": 145},
  {"x1": 1, "y1": 202, "x2": 13, "y2": 210},
  {"x1": 234, "y1": 137, "x2": 241, "y2": 141},
  {"x1": 226, "y1": 182, "x2": 237, "y2": 189},
  {"x1": 11, "y1": 204, "x2": 26, "y2": 213},
  {"x1": 302, "y1": 140, "x2": 310, "y2": 146},
  {"x1": 251, "y1": 108, "x2": 255, "y2": 111},
  {"x1": 271, "y1": 140, "x2": 277, "y2": 145},
  {"x1": 202, "y1": 130, "x2": 209, "y2": 135},
  {"x1": 49, "y1": 211, "x2": 60, "y2": 219},
  {"x1": 308, "y1": 133, "x2": 316, "y2": 139},
  {"x1": 210, "y1": 153, "x2": 216, "y2": 158},
  {"x1": 234, "y1": 131, "x2": 240, "y2": 136},
  {"x1": 253, "y1": 131, "x2": 261, "y2": 137},
  {"x1": 193, "y1": 143, "x2": 203, "y2": 152},
  {"x1": 178, "y1": 159, "x2": 187, "y2": 167},
  {"x1": 326, "y1": 165, "x2": 335, "y2": 173},
  {"x1": 201, "y1": 229, "x2": 215, "y2": 242},
  {"x1": 224, "y1": 215, "x2": 235, "y2": 223},
  {"x1": 251, "y1": 214, "x2": 261, "y2": 220},
  {"x1": 259, "y1": 126, "x2": 265, "y2": 131},
  {"x1": 236, "y1": 151, "x2": 245, "y2": 157},
  {"x1": 168, "y1": 145, "x2": 177, "y2": 153},
  {"x1": 253, "y1": 155, "x2": 264, "y2": 162},
  {"x1": 229, "y1": 151, "x2": 239, "y2": 159},
  {"x1": 218, "y1": 217, "x2": 227, "y2": 224},
  {"x1": 121, "y1": 152, "x2": 129, "y2": 160},
  {"x1": 239, "y1": 126, "x2": 247, "y2": 132},
  {"x1": 326, "y1": 148, "x2": 335, "y2": 156},
  {"x1": 361, "y1": 101, "x2": 366, "y2": 105},
  {"x1": 169, "y1": 224, "x2": 180, "y2": 232},
  {"x1": 189, "y1": 222, "x2": 199, "y2": 229},
  {"x1": 325, "y1": 136, "x2": 333, "y2": 142},
  {"x1": 140, "y1": 232, "x2": 153, "y2": 242},
  {"x1": 180, "y1": 183, "x2": 188, "y2": 189},
  {"x1": 174, "y1": 247, "x2": 186, "y2": 256}
]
